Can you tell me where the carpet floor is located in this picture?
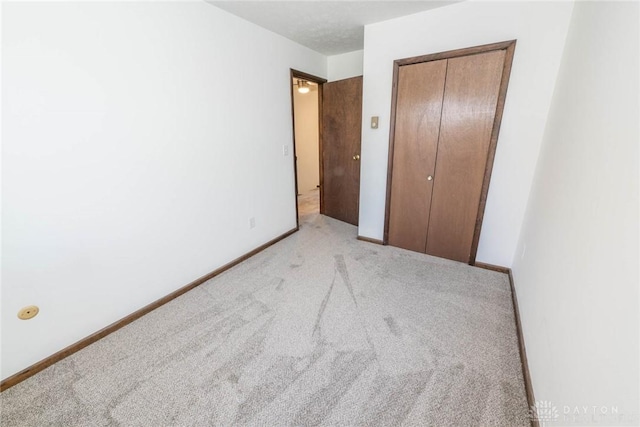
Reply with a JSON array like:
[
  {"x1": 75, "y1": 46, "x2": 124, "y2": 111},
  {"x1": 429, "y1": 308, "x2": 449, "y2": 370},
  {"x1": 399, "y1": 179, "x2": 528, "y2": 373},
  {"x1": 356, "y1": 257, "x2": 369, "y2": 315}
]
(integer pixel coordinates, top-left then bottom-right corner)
[
  {"x1": 298, "y1": 189, "x2": 320, "y2": 217},
  {"x1": 1, "y1": 211, "x2": 529, "y2": 426}
]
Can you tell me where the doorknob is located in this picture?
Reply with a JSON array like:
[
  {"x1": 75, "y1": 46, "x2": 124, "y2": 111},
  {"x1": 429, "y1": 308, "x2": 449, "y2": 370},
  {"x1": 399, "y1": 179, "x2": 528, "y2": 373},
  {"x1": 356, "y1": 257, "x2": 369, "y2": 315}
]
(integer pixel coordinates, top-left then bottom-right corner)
[
  {"x1": 353, "y1": 154, "x2": 360, "y2": 161},
  {"x1": 427, "y1": 175, "x2": 433, "y2": 181}
]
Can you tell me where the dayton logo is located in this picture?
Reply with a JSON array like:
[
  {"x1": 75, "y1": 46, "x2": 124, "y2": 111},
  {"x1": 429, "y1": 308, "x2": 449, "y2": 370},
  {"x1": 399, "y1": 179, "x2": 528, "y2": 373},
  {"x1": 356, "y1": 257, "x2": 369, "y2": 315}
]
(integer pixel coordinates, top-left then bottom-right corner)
[{"x1": 530, "y1": 400, "x2": 559, "y2": 425}]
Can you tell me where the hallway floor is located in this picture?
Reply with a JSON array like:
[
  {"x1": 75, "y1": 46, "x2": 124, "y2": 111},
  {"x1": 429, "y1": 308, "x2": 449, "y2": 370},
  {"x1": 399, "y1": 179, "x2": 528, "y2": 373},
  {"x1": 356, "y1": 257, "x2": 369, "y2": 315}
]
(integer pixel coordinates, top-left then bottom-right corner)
[{"x1": 298, "y1": 188, "x2": 319, "y2": 217}]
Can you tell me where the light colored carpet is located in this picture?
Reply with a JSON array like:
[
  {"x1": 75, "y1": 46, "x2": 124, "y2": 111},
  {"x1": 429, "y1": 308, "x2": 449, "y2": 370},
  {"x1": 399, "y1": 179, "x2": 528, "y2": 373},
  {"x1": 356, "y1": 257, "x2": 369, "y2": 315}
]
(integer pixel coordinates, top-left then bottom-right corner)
[
  {"x1": 1, "y1": 211, "x2": 529, "y2": 426},
  {"x1": 298, "y1": 189, "x2": 319, "y2": 216}
]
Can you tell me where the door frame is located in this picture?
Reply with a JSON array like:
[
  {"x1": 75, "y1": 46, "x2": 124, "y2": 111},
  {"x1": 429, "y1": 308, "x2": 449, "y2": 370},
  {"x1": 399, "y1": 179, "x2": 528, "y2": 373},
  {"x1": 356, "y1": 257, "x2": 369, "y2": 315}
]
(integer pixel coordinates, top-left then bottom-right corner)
[
  {"x1": 290, "y1": 69, "x2": 327, "y2": 228},
  {"x1": 382, "y1": 40, "x2": 517, "y2": 264}
]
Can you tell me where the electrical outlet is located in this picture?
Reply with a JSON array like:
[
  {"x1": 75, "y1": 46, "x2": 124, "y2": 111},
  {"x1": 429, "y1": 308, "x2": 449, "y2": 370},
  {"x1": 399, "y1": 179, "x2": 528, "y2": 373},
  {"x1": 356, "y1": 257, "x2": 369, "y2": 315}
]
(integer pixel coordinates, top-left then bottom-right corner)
[
  {"x1": 282, "y1": 145, "x2": 289, "y2": 156},
  {"x1": 18, "y1": 305, "x2": 39, "y2": 320},
  {"x1": 249, "y1": 217, "x2": 256, "y2": 229}
]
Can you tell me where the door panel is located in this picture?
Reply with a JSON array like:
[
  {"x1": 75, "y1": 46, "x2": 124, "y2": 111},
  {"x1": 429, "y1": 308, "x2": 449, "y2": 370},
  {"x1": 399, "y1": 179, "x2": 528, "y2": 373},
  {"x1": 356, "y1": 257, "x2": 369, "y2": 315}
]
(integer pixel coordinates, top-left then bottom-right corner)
[
  {"x1": 322, "y1": 76, "x2": 363, "y2": 226},
  {"x1": 388, "y1": 60, "x2": 447, "y2": 252},
  {"x1": 426, "y1": 50, "x2": 506, "y2": 262}
]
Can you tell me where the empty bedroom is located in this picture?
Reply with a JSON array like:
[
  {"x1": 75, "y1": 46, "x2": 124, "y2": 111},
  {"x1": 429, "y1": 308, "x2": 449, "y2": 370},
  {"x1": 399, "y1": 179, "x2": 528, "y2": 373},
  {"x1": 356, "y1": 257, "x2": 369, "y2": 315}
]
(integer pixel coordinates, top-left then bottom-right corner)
[{"x1": 1, "y1": 1, "x2": 638, "y2": 426}]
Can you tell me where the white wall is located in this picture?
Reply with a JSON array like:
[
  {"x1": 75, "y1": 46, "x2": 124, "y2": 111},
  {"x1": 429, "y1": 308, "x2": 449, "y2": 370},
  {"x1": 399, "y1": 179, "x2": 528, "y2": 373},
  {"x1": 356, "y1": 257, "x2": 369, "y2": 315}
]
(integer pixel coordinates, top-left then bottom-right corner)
[
  {"x1": 293, "y1": 83, "x2": 320, "y2": 193},
  {"x1": 327, "y1": 50, "x2": 363, "y2": 82},
  {"x1": 358, "y1": 1, "x2": 574, "y2": 266},
  {"x1": 1, "y1": 1, "x2": 325, "y2": 380},
  {"x1": 512, "y1": 2, "x2": 639, "y2": 424}
]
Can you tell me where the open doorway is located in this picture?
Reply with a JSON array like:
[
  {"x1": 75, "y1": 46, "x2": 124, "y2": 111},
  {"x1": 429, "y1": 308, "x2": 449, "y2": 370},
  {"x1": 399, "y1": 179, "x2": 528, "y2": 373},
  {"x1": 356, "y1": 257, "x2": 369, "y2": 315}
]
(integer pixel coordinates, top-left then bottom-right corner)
[{"x1": 290, "y1": 70, "x2": 326, "y2": 225}]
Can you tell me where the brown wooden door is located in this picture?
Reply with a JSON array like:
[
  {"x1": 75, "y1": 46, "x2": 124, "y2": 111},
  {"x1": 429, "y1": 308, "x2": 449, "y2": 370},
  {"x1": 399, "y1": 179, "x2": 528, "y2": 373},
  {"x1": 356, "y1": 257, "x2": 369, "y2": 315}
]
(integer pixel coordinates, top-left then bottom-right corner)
[
  {"x1": 426, "y1": 50, "x2": 506, "y2": 262},
  {"x1": 388, "y1": 60, "x2": 447, "y2": 252},
  {"x1": 322, "y1": 76, "x2": 363, "y2": 226},
  {"x1": 385, "y1": 42, "x2": 514, "y2": 264}
]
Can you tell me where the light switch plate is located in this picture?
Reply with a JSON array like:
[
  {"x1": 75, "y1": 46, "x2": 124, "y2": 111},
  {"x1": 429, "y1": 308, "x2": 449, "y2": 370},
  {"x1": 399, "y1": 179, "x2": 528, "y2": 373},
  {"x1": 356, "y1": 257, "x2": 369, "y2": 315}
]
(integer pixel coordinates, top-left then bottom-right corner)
[{"x1": 371, "y1": 116, "x2": 379, "y2": 129}]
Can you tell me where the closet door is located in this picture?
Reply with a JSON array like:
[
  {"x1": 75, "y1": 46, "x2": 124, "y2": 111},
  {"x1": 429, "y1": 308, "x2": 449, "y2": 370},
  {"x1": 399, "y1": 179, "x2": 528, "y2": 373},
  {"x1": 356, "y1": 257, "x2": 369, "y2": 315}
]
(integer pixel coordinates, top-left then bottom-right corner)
[
  {"x1": 384, "y1": 40, "x2": 515, "y2": 264},
  {"x1": 388, "y1": 60, "x2": 447, "y2": 252},
  {"x1": 425, "y1": 50, "x2": 506, "y2": 262}
]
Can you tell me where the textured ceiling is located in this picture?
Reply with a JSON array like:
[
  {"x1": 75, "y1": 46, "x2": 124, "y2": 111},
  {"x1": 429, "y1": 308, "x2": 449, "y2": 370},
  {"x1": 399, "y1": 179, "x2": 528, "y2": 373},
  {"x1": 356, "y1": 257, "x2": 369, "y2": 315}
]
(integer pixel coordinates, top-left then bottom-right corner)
[{"x1": 207, "y1": 1, "x2": 460, "y2": 55}]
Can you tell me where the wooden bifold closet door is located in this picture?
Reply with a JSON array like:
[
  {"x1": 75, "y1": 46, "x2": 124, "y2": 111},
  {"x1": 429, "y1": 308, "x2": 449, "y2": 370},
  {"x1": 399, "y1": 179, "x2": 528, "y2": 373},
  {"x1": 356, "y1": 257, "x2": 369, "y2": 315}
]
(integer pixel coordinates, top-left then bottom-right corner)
[
  {"x1": 386, "y1": 41, "x2": 515, "y2": 264},
  {"x1": 388, "y1": 60, "x2": 447, "y2": 253}
]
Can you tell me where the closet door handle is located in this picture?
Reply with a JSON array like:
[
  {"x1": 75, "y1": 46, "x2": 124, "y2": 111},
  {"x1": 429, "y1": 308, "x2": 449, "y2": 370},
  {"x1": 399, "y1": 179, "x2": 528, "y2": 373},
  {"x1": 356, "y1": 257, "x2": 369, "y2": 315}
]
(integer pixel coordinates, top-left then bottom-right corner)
[
  {"x1": 427, "y1": 175, "x2": 433, "y2": 181},
  {"x1": 353, "y1": 154, "x2": 360, "y2": 161}
]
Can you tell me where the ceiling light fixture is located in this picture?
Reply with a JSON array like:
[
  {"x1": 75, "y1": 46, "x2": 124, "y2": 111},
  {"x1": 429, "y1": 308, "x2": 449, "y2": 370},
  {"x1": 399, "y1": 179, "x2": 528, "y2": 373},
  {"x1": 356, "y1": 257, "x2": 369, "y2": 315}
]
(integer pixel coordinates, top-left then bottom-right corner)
[{"x1": 297, "y1": 80, "x2": 310, "y2": 94}]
